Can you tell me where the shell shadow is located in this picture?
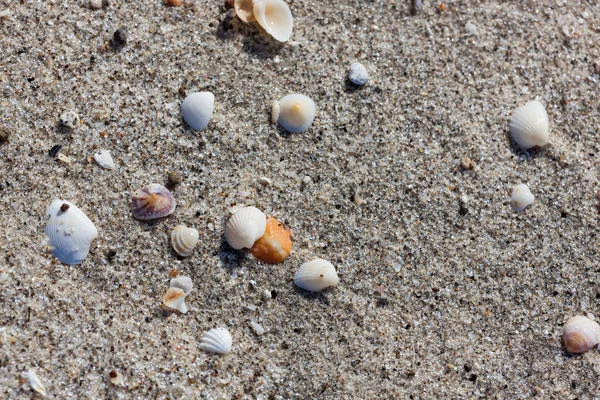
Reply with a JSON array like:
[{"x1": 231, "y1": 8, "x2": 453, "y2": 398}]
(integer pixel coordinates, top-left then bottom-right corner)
[
  {"x1": 292, "y1": 286, "x2": 333, "y2": 305},
  {"x1": 507, "y1": 132, "x2": 547, "y2": 160},
  {"x1": 344, "y1": 79, "x2": 363, "y2": 94},
  {"x1": 219, "y1": 239, "x2": 251, "y2": 270}
]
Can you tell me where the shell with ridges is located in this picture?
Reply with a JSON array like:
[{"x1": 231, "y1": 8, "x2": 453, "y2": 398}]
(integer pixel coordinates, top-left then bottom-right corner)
[
  {"x1": 294, "y1": 258, "x2": 339, "y2": 292},
  {"x1": 253, "y1": 0, "x2": 293, "y2": 42},
  {"x1": 181, "y1": 92, "x2": 215, "y2": 131},
  {"x1": 131, "y1": 183, "x2": 176, "y2": 220},
  {"x1": 563, "y1": 315, "x2": 600, "y2": 353},
  {"x1": 171, "y1": 225, "x2": 199, "y2": 257},
  {"x1": 200, "y1": 327, "x2": 232, "y2": 354},
  {"x1": 224, "y1": 206, "x2": 267, "y2": 249},
  {"x1": 277, "y1": 94, "x2": 316, "y2": 133},
  {"x1": 509, "y1": 100, "x2": 550, "y2": 149}
]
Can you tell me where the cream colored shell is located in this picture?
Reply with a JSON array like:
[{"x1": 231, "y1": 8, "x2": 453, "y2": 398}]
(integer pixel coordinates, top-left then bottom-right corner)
[
  {"x1": 171, "y1": 225, "x2": 199, "y2": 257},
  {"x1": 224, "y1": 206, "x2": 267, "y2": 249},
  {"x1": 563, "y1": 316, "x2": 600, "y2": 353},
  {"x1": 253, "y1": 0, "x2": 293, "y2": 42},
  {"x1": 200, "y1": 327, "x2": 233, "y2": 354},
  {"x1": 277, "y1": 94, "x2": 316, "y2": 133},
  {"x1": 294, "y1": 258, "x2": 339, "y2": 292},
  {"x1": 234, "y1": 0, "x2": 255, "y2": 22},
  {"x1": 510, "y1": 184, "x2": 534, "y2": 213},
  {"x1": 509, "y1": 100, "x2": 550, "y2": 149}
]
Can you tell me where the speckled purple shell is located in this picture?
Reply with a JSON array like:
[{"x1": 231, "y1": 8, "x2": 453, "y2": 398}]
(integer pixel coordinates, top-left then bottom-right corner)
[{"x1": 131, "y1": 183, "x2": 176, "y2": 220}]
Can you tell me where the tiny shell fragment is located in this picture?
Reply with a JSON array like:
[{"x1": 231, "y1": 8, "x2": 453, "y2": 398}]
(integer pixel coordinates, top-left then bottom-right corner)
[
  {"x1": 94, "y1": 150, "x2": 116, "y2": 169},
  {"x1": 27, "y1": 369, "x2": 46, "y2": 397}
]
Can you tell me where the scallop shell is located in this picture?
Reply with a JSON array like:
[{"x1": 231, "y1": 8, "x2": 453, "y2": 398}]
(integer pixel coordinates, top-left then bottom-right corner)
[
  {"x1": 170, "y1": 276, "x2": 193, "y2": 294},
  {"x1": 27, "y1": 369, "x2": 46, "y2": 397},
  {"x1": 563, "y1": 316, "x2": 600, "y2": 353},
  {"x1": 163, "y1": 287, "x2": 188, "y2": 313},
  {"x1": 171, "y1": 225, "x2": 199, "y2": 257},
  {"x1": 511, "y1": 184, "x2": 534, "y2": 213},
  {"x1": 253, "y1": 0, "x2": 293, "y2": 42},
  {"x1": 277, "y1": 94, "x2": 316, "y2": 133},
  {"x1": 234, "y1": 0, "x2": 255, "y2": 22},
  {"x1": 509, "y1": 100, "x2": 550, "y2": 149},
  {"x1": 199, "y1": 327, "x2": 232, "y2": 354},
  {"x1": 224, "y1": 206, "x2": 267, "y2": 249},
  {"x1": 44, "y1": 199, "x2": 98, "y2": 265},
  {"x1": 131, "y1": 183, "x2": 176, "y2": 220},
  {"x1": 94, "y1": 149, "x2": 116, "y2": 169},
  {"x1": 250, "y1": 217, "x2": 292, "y2": 263},
  {"x1": 294, "y1": 258, "x2": 339, "y2": 292},
  {"x1": 181, "y1": 92, "x2": 214, "y2": 131}
]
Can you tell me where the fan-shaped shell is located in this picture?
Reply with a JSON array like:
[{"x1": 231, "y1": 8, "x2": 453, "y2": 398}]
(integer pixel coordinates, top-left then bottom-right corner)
[
  {"x1": 171, "y1": 225, "x2": 199, "y2": 257},
  {"x1": 234, "y1": 0, "x2": 255, "y2": 22},
  {"x1": 510, "y1": 184, "x2": 534, "y2": 213},
  {"x1": 563, "y1": 316, "x2": 600, "y2": 353},
  {"x1": 131, "y1": 183, "x2": 176, "y2": 220},
  {"x1": 277, "y1": 94, "x2": 316, "y2": 133},
  {"x1": 199, "y1": 327, "x2": 232, "y2": 354},
  {"x1": 181, "y1": 92, "x2": 215, "y2": 131},
  {"x1": 253, "y1": 0, "x2": 293, "y2": 42},
  {"x1": 250, "y1": 217, "x2": 292, "y2": 263},
  {"x1": 224, "y1": 206, "x2": 267, "y2": 249},
  {"x1": 294, "y1": 258, "x2": 339, "y2": 292},
  {"x1": 509, "y1": 100, "x2": 550, "y2": 149},
  {"x1": 44, "y1": 199, "x2": 98, "y2": 265}
]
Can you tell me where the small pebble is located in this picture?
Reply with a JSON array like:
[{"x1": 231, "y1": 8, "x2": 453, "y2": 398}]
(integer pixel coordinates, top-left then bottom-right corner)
[
  {"x1": 593, "y1": 61, "x2": 600, "y2": 75},
  {"x1": 262, "y1": 289, "x2": 272, "y2": 301},
  {"x1": 167, "y1": 171, "x2": 182, "y2": 187},
  {"x1": 112, "y1": 27, "x2": 128, "y2": 47},
  {"x1": 465, "y1": 22, "x2": 478, "y2": 35},
  {"x1": 48, "y1": 145, "x2": 62, "y2": 158},
  {"x1": 250, "y1": 320, "x2": 265, "y2": 336},
  {"x1": 460, "y1": 156, "x2": 475, "y2": 170},
  {"x1": 89, "y1": 0, "x2": 108, "y2": 9},
  {"x1": 0, "y1": 127, "x2": 10, "y2": 144},
  {"x1": 59, "y1": 110, "x2": 79, "y2": 129},
  {"x1": 109, "y1": 370, "x2": 124, "y2": 386},
  {"x1": 353, "y1": 192, "x2": 364, "y2": 206},
  {"x1": 348, "y1": 62, "x2": 369, "y2": 86}
]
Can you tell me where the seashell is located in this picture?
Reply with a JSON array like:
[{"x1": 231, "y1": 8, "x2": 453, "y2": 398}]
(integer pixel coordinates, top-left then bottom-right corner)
[
  {"x1": 250, "y1": 217, "x2": 292, "y2": 263},
  {"x1": 131, "y1": 183, "x2": 176, "y2": 220},
  {"x1": 163, "y1": 287, "x2": 188, "y2": 313},
  {"x1": 294, "y1": 258, "x2": 339, "y2": 292},
  {"x1": 181, "y1": 92, "x2": 214, "y2": 131},
  {"x1": 108, "y1": 370, "x2": 124, "y2": 386},
  {"x1": 509, "y1": 100, "x2": 550, "y2": 149},
  {"x1": 199, "y1": 327, "x2": 232, "y2": 354},
  {"x1": 234, "y1": 0, "x2": 255, "y2": 22},
  {"x1": 224, "y1": 206, "x2": 267, "y2": 249},
  {"x1": 170, "y1": 276, "x2": 193, "y2": 294},
  {"x1": 59, "y1": 110, "x2": 79, "y2": 130},
  {"x1": 253, "y1": 0, "x2": 293, "y2": 42},
  {"x1": 93, "y1": 149, "x2": 116, "y2": 169},
  {"x1": 171, "y1": 225, "x2": 199, "y2": 257},
  {"x1": 511, "y1": 184, "x2": 534, "y2": 213},
  {"x1": 271, "y1": 100, "x2": 280, "y2": 123},
  {"x1": 44, "y1": 199, "x2": 98, "y2": 265},
  {"x1": 348, "y1": 62, "x2": 369, "y2": 86},
  {"x1": 27, "y1": 369, "x2": 46, "y2": 397},
  {"x1": 250, "y1": 320, "x2": 265, "y2": 336},
  {"x1": 563, "y1": 316, "x2": 600, "y2": 353},
  {"x1": 277, "y1": 94, "x2": 316, "y2": 133}
]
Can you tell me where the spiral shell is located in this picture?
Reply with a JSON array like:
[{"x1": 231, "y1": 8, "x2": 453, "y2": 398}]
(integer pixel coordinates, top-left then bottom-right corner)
[
  {"x1": 199, "y1": 327, "x2": 232, "y2": 354},
  {"x1": 294, "y1": 258, "x2": 339, "y2": 292},
  {"x1": 509, "y1": 100, "x2": 550, "y2": 149},
  {"x1": 563, "y1": 316, "x2": 600, "y2": 354},
  {"x1": 224, "y1": 206, "x2": 267, "y2": 249},
  {"x1": 277, "y1": 94, "x2": 316, "y2": 133},
  {"x1": 250, "y1": 217, "x2": 292, "y2": 263},
  {"x1": 131, "y1": 183, "x2": 176, "y2": 220},
  {"x1": 253, "y1": 0, "x2": 293, "y2": 42},
  {"x1": 171, "y1": 225, "x2": 199, "y2": 257}
]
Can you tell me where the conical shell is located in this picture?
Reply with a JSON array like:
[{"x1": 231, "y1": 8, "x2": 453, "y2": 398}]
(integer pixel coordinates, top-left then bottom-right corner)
[
  {"x1": 171, "y1": 225, "x2": 199, "y2": 257},
  {"x1": 131, "y1": 183, "x2": 176, "y2": 220},
  {"x1": 199, "y1": 327, "x2": 232, "y2": 354},
  {"x1": 234, "y1": 0, "x2": 255, "y2": 22},
  {"x1": 509, "y1": 100, "x2": 550, "y2": 149},
  {"x1": 224, "y1": 206, "x2": 267, "y2": 249},
  {"x1": 253, "y1": 0, "x2": 293, "y2": 42},
  {"x1": 563, "y1": 316, "x2": 600, "y2": 353},
  {"x1": 181, "y1": 92, "x2": 214, "y2": 131},
  {"x1": 277, "y1": 94, "x2": 316, "y2": 133},
  {"x1": 44, "y1": 199, "x2": 98, "y2": 265},
  {"x1": 163, "y1": 287, "x2": 188, "y2": 313},
  {"x1": 294, "y1": 258, "x2": 339, "y2": 292}
]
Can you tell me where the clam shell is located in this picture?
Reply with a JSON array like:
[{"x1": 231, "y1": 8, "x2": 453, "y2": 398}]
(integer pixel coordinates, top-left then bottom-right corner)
[
  {"x1": 131, "y1": 183, "x2": 176, "y2": 220},
  {"x1": 199, "y1": 327, "x2": 232, "y2": 354},
  {"x1": 170, "y1": 276, "x2": 193, "y2": 294},
  {"x1": 253, "y1": 0, "x2": 293, "y2": 42},
  {"x1": 163, "y1": 287, "x2": 188, "y2": 313},
  {"x1": 224, "y1": 206, "x2": 267, "y2": 249},
  {"x1": 44, "y1": 199, "x2": 98, "y2": 265},
  {"x1": 171, "y1": 225, "x2": 199, "y2": 257},
  {"x1": 509, "y1": 100, "x2": 549, "y2": 149},
  {"x1": 510, "y1": 184, "x2": 534, "y2": 213},
  {"x1": 181, "y1": 92, "x2": 214, "y2": 131},
  {"x1": 234, "y1": 0, "x2": 255, "y2": 22},
  {"x1": 563, "y1": 316, "x2": 600, "y2": 353},
  {"x1": 277, "y1": 94, "x2": 316, "y2": 133},
  {"x1": 294, "y1": 258, "x2": 339, "y2": 292},
  {"x1": 94, "y1": 149, "x2": 116, "y2": 169}
]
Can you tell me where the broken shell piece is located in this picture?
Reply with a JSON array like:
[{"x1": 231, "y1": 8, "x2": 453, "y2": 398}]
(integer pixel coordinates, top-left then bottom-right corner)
[
  {"x1": 234, "y1": 0, "x2": 255, "y2": 22},
  {"x1": 277, "y1": 94, "x2": 316, "y2": 133},
  {"x1": 94, "y1": 150, "x2": 116, "y2": 169},
  {"x1": 294, "y1": 258, "x2": 339, "y2": 292},
  {"x1": 56, "y1": 153, "x2": 72, "y2": 164},
  {"x1": 271, "y1": 100, "x2": 280, "y2": 123},
  {"x1": 181, "y1": 92, "x2": 214, "y2": 131},
  {"x1": 250, "y1": 320, "x2": 265, "y2": 336},
  {"x1": 27, "y1": 369, "x2": 46, "y2": 397},
  {"x1": 108, "y1": 370, "x2": 124, "y2": 386},
  {"x1": 60, "y1": 110, "x2": 80, "y2": 129},
  {"x1": 253, "y1": 0, "x2": 293, "y2": 42},
  {"x1": 563, "y1": 315, "x2": 600, "y2": 353},
  {"x1": 250, "y1": 217, "x2": 292, "y2": 263},
  {"x1": 163, "y1": 287, "x2": 188, "y2": 313},
  {"x1": 511, "y1": 184, "x2": 534, "y2": 213},
  {"x1": 90, "y1": 0, "x2": 108, "y2": 9},
  {"x1": 224, "y1": 206, "x2": 267, "y2": 249},
  {"x1": 171, "y1": 225, "x2": 199, "y2": 257},
  {"x1": 170, "y1": 276, "x2": 193, "y2": 294},
  {"x1": 44, "y1": 199, "x2": 98, "y2": 265},
  {"x1": 509, "y1": 100, "x2": 550, "y2": 149},
  {"x1": 131, "y1": 183, "x2": 176, "y2": 220},
  {"x1": 200, "y1": 327, "x2": 232, "y2": 354}
]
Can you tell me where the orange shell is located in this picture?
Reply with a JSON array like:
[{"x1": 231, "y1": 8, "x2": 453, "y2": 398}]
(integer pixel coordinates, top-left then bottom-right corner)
[{"x1": 250, "y1": 217, "x2": 292, "y2": 263}]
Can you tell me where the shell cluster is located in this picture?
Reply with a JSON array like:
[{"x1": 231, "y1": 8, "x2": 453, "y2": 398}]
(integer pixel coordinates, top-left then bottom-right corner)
[
  {"x1": 509, "y1": 100, "x2": 550, "y2": 149},
  {"x1": 273, "y1": 94, "x2": 316, "y2": 133},
  {"x1": 199, "y1": 327, "x2": 232, "y2": 354},
  {"x1": 131, "y1": 183, "x2": 176, "y2": 220},
  {"x1": 163, "y1": 276, "x2": 193, "y2": 314},
  {"x1": 563, "y1": 316, "x2": 600, "y2": 354},
  {"x1": 234, "y1": 0, "x2": 293, "y2": 42},
  {"x1": 171, "y1": 225, "x2": 199, "y2": 257},
  {"x1": 181, "y1": 92, "x2": 214, "y2": 131},
  {"x1": 294, "y1": 258, "x2": 339, "y2": 292}
]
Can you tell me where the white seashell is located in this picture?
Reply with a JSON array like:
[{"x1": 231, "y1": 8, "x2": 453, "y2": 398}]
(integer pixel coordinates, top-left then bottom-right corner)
[
  {"x1": 277, "y1": 94, "x2": 316, "y2": 133},
  {"x1": 510, "y1": 184, "x2": 534, "y2": 213},
  {"x1": 563, "y1": 315, "x2": 600, "y2": 353},
  {"x1": 294, "y1": 258, "x2": 339, "y2": 292},
  {"x1": 348, "y1": 62, "x2": 369, "y2": 86},
  {"x1": 234, "y1": 0, "x2": 255, "y2": 22},
  {"x1": 170, "y1": 276, "x2": 193, "y2": 294},
  {"x1": 27, "y1": 369, "x2": 46, "y2": 397},
  {"x1": 171, "y1": 225, "x2": 199, "y2": 257},
  {"x1": 509, "y1": 100, "x2": 550, "y2": 149},
  {"x1": 59, "y1": 110, "x2": 79, "y2": 130},
  {"x1": 94, "y1": 149, "x2": 116, "y2": 169},
  {"x1": 224, "y1": 206, "x2": 267, "y2": 249},
  {"x1": 163, "y1": 287, "x2": 188, "y2": 313},
  {"x1": 271, "y1": 100, "x2": 280, "y2": 123},
  {"x1": 253, "y1": 0, "x2": 293, "y2": 42},
  {"x1": 44, "y1": 199, "x2": 98, "y2": 265},
  {"x1": 199, "y1": 327, "x2": 232, "y2": 354},
  {"x1": 181, "y1": 92, "x2": 215, "y2": 131},
  {"x1": 250, "y1": 320, "x2": 265, "y2": 336}
]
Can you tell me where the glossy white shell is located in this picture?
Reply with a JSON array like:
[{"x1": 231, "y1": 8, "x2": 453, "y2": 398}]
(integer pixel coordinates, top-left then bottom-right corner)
[
  {"x1": 509, "y1": 100, "x2": 549, "y2": 149},
  {"x1": 44, "y1": 199, "x2": 98, "y2": 265},
  {"x1": 27, "y1": 369, "x2": 46, "y2": 397},
  {"x1": 277, "y1": 94, "x2": 316, "y2": 133},
  {"x1": 253, "y1": 0, "x2": 293, "y2": 42},
  {"x1": 170, "y1": 276, "x2": 193, "y2": 294},
  {"x1": 94, "y1": 149, "x2": 116, "y2": 169},
  {"x1": 563, "y1": 316, "x2": 600, "y2": 353},
  {"x1": 181, "y1": 92, "x2": 215, "y2": 131},
  {"x1": 510, "y1": 184, "x2": 534, "y2": 213},
  {"x1": 171, "y1": 225, "x2": 199, "y2": 257},
  {"x1": 294, "y1": 258, "x2": 339, "y2": 292},
  {"x1": 224, "y1": 206, "x2": 267, "y2": 249},
  {"x1": 234, "y1": 0, "x2": 255, "y2": 22},
  {"x1": 200, "y1": 327, "x2": 232, "y2": 354}
]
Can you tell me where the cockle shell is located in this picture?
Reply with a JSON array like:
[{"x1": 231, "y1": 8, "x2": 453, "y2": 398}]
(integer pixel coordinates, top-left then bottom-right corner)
[
  {"x1": 44, "y1": 199, "x2": 98, "y2": 265},
  {"x1": 181, "y1": 92, "x2": 215, "y2": 131},
  {"x1": 511, "y1": 184, "x2": 534, "y2": 213},
  {"x1": 234, "y1": 0, "x2": 255, "y2": 22},
  {"x1": 250, "y1": 217, "x2": 292, "y2": 263},
  {"x1": 294, "y1": 258, "x2": 339, "y2": 292},
  {"x1": 131, "y1": 183, "x2": 176, "y2": 220},
  {"x1": 253, "y1": 0, "x2": 293, "y2": 42},
  {"x1": 171, "y1": 225, "x2": 199, "y2": 257},
  {"x1": 277, "y1": 94, "x2": 316, "y2": 133},
  {"x1": 199, "y1": 327, "x2": 232, "y2": 354},
  {"x1": 27, "y1": 369, "x2": 46, "y2": 397},
  {"x1": 224, "y1": 206, "x2": 267, "y2": 249},
  {"x1": 563, "y1": 316, "x2": 600, "y2": 353},
  {"x1": 509, "y1": 100, "x2": 550, "y2": 149},
  {"x1": 94, "y1": 149, "x2": 116, "y2": 169}
]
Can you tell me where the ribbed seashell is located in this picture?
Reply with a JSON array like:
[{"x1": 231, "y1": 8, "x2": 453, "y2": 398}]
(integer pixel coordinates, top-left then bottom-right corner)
[
  {"x1": 563, "y1": 316, "x2": 600, "y2": 353},
  {"x1": 94, "y1": 149, "x2": 116, "y2": 169},
  {"x1": 163, "y1": 287, "x2": 188, "y2": 313},
  {"x1": 277, "y1": 94, "x2": 316, "y2": 133},
  {"x1": 171, "y1": 225, "x2": 199, "y2": 257},
  {"x1": 199, "y1": 327, "x2": 232, "y2": 354},
  {"x1": 44, "y1": 199, "x2": 98, "y2": 265},
  {"x1": 250, "y1": 217, "x2": 292, "y2": 263},
  {"x1": 181, "y1": 92, "x2": 214, "y2": 131},
  {"x1": 224, "y1": 206, "x2": 267, "y2": 249},
  {"x1": 294, "y1": 258, "x2": 339, "y2": 292},
  {"x1": 131, "y1": 183, "x2": 176, "y2": 220},
  {"x1": 170, "y1": 276, "x2": 193, "y2": 294},
  {"x1": 509, "y1": 100, "x2": 550, "y2": 149},
  {"x1": 511, "y1": 184, "x2": 534, "y2": 213},
  {"x1": 27, "y1": 369, "x2": 46, "y2": 397},
  {"x1": 253, "y1": 0, "x2": 293, "y2": 42},
  {"x1": 234, "y1": 0, "x2": 255, "y2": 22}
]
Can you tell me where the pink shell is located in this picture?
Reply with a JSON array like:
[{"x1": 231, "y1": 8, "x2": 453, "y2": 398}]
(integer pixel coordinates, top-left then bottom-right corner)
[{"x1": 131, "y1": 183, "x2": 176, "y2": 220}]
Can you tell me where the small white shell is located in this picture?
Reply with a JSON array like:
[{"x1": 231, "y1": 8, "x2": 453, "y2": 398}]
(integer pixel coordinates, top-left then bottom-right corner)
[
  {"x1": 253, "y1": 0, "x2": 293, "y2": 42},
  {"x1": 94, "y1": 149, "x2": 116, "y2": 169},
  {"x1": 277, "y1": 94, "x2": 316, "y2": 133},
  {"x1": 163, "y1": 287, "x2": 188, "y2": 313},
  {"x1": 509, "y1": 100, "x2": 550, "y2": 149},
  {"x1": 224, "y1": 206, "x2": 267, "y2": 249},
  {"x1": 511, "y1": 184, "x2": 534, "y2": 213},
  {"x1": 44, "y1": 199, "x2": 98, "y2": 265},
  {"x1": 250, "y1": 320, "x2": 265, "y2": 336},
  {"x1": 171, "y1": 225, "x2": 199, "y2": 257},
  {"x1": 27, "y1": 369, "x2": 46, "y2": 397},
  {"x1": 181, "y1": 92, "x2": 215, "y2": 131},
  {"x1": 271, "y1": 100, "x2": 280, "y2": 123},
  {"x1": 170, "y1": 276, "x2": 193, "y2": 294},
  {"x1": 234, "y1": 0, "x2": 255, "y2": 22},
  {"x1": 200, "y1": 327, "x2": 232, "y2": 354},
  {"x1": 563, "y1": 315, "x2": 600, "y2": 353},
  {"x1": 294, "y1": 258, "x2": 339, "y2": 292}
]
